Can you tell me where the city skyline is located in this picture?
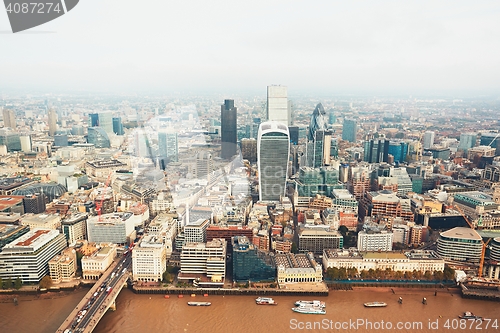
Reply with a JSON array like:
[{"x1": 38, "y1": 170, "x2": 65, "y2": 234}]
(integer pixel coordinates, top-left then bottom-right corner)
[{"x1": 0, "y1": 1, "x2": 499, "y2": 96}]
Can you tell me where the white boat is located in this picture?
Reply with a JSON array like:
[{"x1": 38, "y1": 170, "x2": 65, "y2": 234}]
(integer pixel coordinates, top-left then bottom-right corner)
[
  {"x1": 292, "y1": 305, "x2": 326, "y2": 315},
  {"x1": 255, "y1": 297, "x2": 277, "y2": 305},
  {"x1": 459, "y1": 312, "x2": 482, "y2": 320},
  {"x1": 364, "y1": 302, "x2": 387, "y2": 307},
  {"x1": 294, "y1": 300, "x2": 326, "y2": 308},
  {"x1": 187, "y1": 302, "x2": 211, "y2": 306}
]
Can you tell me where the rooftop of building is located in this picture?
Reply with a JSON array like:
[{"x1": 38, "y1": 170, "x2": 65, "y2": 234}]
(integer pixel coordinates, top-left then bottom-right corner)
[
  {"x1": 404, "y1": 250, "x2": 442, "y2": 260},
  {"x1": 0, "y1": 177, "x2": 32, "y2": 191},
  {"x1": 21, "y1": 213, "x2": 60, "y2": 224},
  {"x1": 298, "y1": 228, "x2": 341, "y2": 237},
  {"x1": 332, "y1": 189, "x2": 356, "y2": 199},
  {"x1": 0, "y1": 212, "x2": 21, "y2": 222},
  {"x1": 186, "y1": 218, "x2": 209, "y2": 227},
  {"x1": 183, "y1": 238, "x2": 227, "y2": 250},
  {"x1": 0, "y1": 224, "x2": 28, "y2": 238},
  {"x1": 362, "y1": 252, "x2": 406, "y2": 260},
  {"x1": 5, "y1": 228, "x2": 59, "y2": 250},
  {"x1": 275, "y1": 253, "x2": 317, "y2": 269},
  {"x1": 86, "y1": 159, "x2": 126, "y2": 168},
  {"x1": 440, "y1": 227, "x2": 482, "y2": 241},
  {"x1": 0, "y1": 195, "x2": 24, "y2": 211},
  {"x1": 87, "y1": 212, "x2": 134, "y2": 224},
  {"x1": 62, "y1": 213, "x2": 88, "y2": 224}
]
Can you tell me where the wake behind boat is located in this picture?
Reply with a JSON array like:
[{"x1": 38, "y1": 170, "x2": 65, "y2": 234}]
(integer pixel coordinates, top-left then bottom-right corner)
[
  {"x1": 294, "y1": 300, "x2": 326, "y2": 308},
  {"x1": 255, "y1": 297, "x2": 277, "y2": 305},
  {"x1": 364, "y1": 302, "x2": 387, "y2": 307},
  {"x1": 292, "y1": 305, "x2": 326, "y2": 315},
  {"x1": 188, "y1": 302, "x2": 211, "y2": 306}
]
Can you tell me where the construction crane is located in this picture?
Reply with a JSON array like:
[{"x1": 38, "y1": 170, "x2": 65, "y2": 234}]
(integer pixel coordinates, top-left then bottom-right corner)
[
  {"x1": 95, "y1": 172, "x2": 113, "y2": 222},
  {"x1": 487, "y1": 132, "x2": 500, "y2": 147},
  {"x1": 454, "y1": 204, "x2": 491, "y2": 278}
]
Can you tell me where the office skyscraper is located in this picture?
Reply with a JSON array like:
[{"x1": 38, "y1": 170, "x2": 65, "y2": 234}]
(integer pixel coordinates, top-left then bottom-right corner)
[
  {"x1": 221, "y1": 99, "x2": 237, "y2": 160},
  {"x1": 342, "y1": 119, "x2": 357, "y2": 143},
  {"x1": 2, "y1": 108, "x2": 16, "y2": 128},
  {"x1": 458, "y1": 133, "x2": 477, "y2": 154},
  {"x1": 89, "y1": 113, "x2": 99, "y2": 127},
  {"x1": 48, "y1": 108, "x2": 57, "y2": 136},
  {"x1": 257, "y1": 121, "x2": 290, "y2": 201},
  {"x1": 308, "y1": 103, "x2": 327, "y2": 141},
  {"x1": 423, "y1": 131, "x2": 435, "y2": 149},
  {"x1": 266, "y1": 85, "x2": 291, "y2": 126},
  {"x1": 158, "y1": 130, "x2": 178, "y2": 168},
  {"x1": 113, "y1": 117, "x2": 124, "y2": 135},
  {"x1": 363, "y1": 139, "x2": 389, "y2": 163}
]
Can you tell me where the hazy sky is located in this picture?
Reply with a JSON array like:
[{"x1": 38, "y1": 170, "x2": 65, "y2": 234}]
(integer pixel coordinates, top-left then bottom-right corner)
[{"x1": 1, "y1": 0, "x2": 500, "y2": 95}]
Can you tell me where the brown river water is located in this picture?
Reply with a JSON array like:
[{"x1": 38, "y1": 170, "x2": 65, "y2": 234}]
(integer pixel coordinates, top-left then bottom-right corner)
[{"x1": 1, "y1": 287, "x2": 499, "y2": 333}]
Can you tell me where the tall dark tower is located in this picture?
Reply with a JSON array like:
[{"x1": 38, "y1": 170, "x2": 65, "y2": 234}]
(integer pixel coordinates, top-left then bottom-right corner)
[{"x1": 221, "y1": 99, "x2": 237, "y2": 160}]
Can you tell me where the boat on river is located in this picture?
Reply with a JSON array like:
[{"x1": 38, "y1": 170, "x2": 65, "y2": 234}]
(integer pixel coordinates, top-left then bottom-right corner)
[
  {"x1": 364, "y1": 302, "x2": 387, "y2": 307},
  {"x1": 188, "y1": 302, "x2": 211, "y2": 306}
]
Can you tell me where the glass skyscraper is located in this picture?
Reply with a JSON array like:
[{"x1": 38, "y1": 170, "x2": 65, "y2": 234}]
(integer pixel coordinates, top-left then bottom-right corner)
[
  {"x1": 342, "y1": 119, "x2": 357, "y2": 143},
  {"x1": 87, "y1": 127, "x2": 110, "y2": 148},
  {"x1": 266, "y1": 85, "x2": 290, "y2": 126},
  {"x1": 221, "y1": 99, "x2": 237, "y2": 160},
  {"x1": 158, "y1": 130, "x2": 178, "y2": 168},
  {"x1": 257, "y1": 121, "x2": 290, "y2": 201}
]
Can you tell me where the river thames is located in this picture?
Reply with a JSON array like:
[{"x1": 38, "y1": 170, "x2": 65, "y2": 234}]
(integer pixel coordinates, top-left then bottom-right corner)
[{"x1": 1, "y1": 287, "x2": 499, "y2": 333}]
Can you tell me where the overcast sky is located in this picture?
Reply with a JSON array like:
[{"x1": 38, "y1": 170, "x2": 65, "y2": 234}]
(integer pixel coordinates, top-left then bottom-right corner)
[{"x1": 1, "y1": 0, "x2": 499, "y2": 96}]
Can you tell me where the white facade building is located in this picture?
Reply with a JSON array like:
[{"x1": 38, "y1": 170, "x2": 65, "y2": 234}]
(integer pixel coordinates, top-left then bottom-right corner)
[
  {"x1": 266, "y1": 85, "x2": 291, "y2": 126},
  {"x1": 184, "y1": 218, "x2": 209, "y2": 243},
  {"x1": 81, "y1": 245, "x2": 117, "y2": 280},
  {"x1": 323, "y1": 249, "x2": 445, "y2": 273},
  {"x1": 0, "y1": 229, "x2": 67, "y2": 283},
  {"x1": 132, "y1": 234, "x2": 167, "y2": 282},
  {"x1": 357, "y1": 230, "x2": 393, "y2": 252},
  {"x1": 179, "y1": 239, "x2": 226, "y2": 286}
]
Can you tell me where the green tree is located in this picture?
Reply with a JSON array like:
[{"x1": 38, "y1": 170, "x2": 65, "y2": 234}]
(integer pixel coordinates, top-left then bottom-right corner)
[
  {"x1": 5, "y1": 277, "x2": 13, "y2": 289},
  {"x1": 14, "y1": 277, "x2": 22, "y2": 290},
  {"x1": 433, "y1": 271, "x2": 444, "y2": 281},
  {"x1": 291, "y1": 243, "x2": 298, "y2": 254},
  {"x1": 338, "y1": 225, "x2": 348, "y2": 237},
  {"x1": 443, "y1": 266, "x2": 455, "y2": 281},
  {"x1": 162, "y1": 271, "x2": 172, "y2": 283},
  {"x1": 39, "y1": 276, "x2": 53, "y2": 289},
  {"x1": 360, "y1": 270, "x2": 369, "y2": 279},
  {"x1": 424, "y1": 271, "x2": 433, "y2": 281}
]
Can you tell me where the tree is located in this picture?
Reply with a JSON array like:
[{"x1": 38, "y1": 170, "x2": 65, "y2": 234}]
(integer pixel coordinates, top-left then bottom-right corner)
[
  {"x1": 162, "y1": 271, "x2": 172, "y2": 283},
  {"x1": 39, "y1": 276, "x2": 53, "y2": 289},
  {"x1": 338, "y1": 226, "x2": 348, "y2": 237},
  {"x1": 14, "y1": 277, "x2": 22, "y2": 290},
  {"x1": 5, "y1": 277, "x2": 13, "y2": 289},
  {"x1": 433, "y1": 271, "x2": 444, "y2": 281},
  {"x1": 424, "y1": 271, "x2": 433, "y2": 281},
  {"x1": 291, "y1": 243, "x2": 298, "y2": 254},
  {"x1": 443, "y1": 266, "x2": 455, "y2": 281}
]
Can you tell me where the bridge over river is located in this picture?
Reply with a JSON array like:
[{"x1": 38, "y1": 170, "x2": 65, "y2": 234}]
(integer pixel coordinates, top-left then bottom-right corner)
[{"x1": 56, "y1": 251, "x2": 132, "y2": 333}]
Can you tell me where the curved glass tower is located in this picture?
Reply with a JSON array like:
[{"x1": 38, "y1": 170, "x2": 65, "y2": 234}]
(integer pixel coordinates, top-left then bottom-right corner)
[
  {"x1": 257, "y1": 121, "x2": 290, "y2": 201},
  {"x1": 308, "y1": 103, "x2": 327, "y2": 141}
]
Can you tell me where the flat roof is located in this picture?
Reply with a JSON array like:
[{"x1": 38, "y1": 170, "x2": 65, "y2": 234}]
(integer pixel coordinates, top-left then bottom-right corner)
[
  {"x1": 4, "y1": 228, "x2": 60, "y2": 251},
  {"x1": 362, "y1": 252, "x2": 406, "y2": 260},
  {"x1": 0, "y1": 196, "x2": 24, "y2": 211},
  {"x1": 440, "y1": 227, "x2": 482, "y2": 241}
]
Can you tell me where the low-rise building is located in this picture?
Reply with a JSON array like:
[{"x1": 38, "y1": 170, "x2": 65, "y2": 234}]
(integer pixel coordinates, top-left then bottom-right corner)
[
  {"x1": 322, "y1": 249, "x2": 445, "y2": 272},
  {"x1": 48, "y1": 248, "x2": 76, "y2": 283},
  {"x1": 275, "y1": 252, "x2": 323, "y2": 285},
  {"x1": 81, "y1": 244, "x2": 117, "y2": 280}
]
